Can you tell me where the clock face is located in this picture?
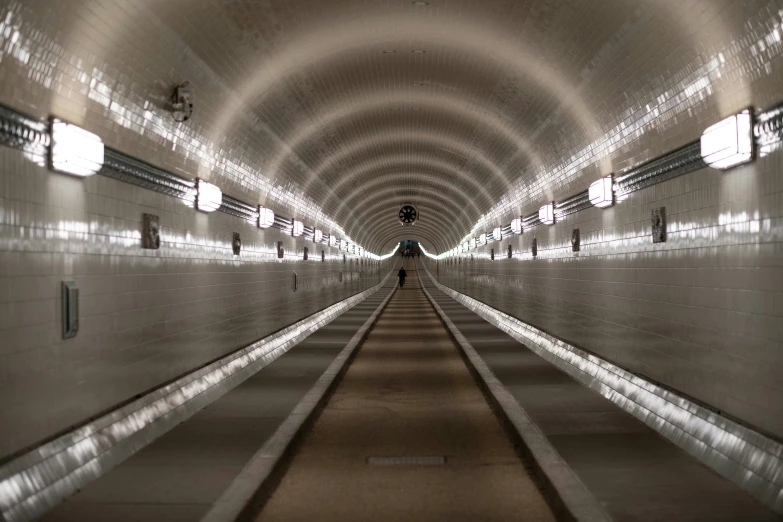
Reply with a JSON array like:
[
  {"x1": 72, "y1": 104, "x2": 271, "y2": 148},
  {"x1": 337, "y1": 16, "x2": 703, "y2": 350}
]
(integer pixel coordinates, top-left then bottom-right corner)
[{"x1": 399, "y1": 204, "x2": 418, "y2": 225}]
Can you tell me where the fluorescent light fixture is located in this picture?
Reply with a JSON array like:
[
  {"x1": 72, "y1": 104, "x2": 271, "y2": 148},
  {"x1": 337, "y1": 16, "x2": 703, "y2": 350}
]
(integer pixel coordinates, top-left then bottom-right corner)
[
  {"x1": 470, "y1": 238, "x2": 477, "y2": 249},
  {"x1": 340, "y1": 239, "x2": 348, "y2": 250},
  {"x1": 314, "y1": 229, "x2": 323, "y2": 242},
  {"x1": 479, "y1": 234, "x2": 487, "y2": 246},
  {"x1": 511, "y1": 217, "x2": 523, "y2": 235},
  {"x1": 258, "y1": 206, "x2": 275, "y2": 228},
  {"x1": 196, "y1": 179, "x2": 222, "y2": 212},
  {"x1": 49, "y1": 119, "x2": 104, "y2": 177},
  {"x1": 462, "y1": 242, "x2": 468, "y2": 252},
  {"x1": 492, "y1": 227, "x2": 502, "y2": 241},
  {"x1": 539, "y1": 202, "x2": 555, "y2": 225},
  {"x1": 701, "y1": 109, "x2": 753, "y2": 170},
  {"x1": 329, "y1": 235, "x2": 337, "y2": 247},
  {"x1": 292, "y1": 220, "x2": 304, "y2": 237},
  {"x1": 589, "y1": 175, "x2": 614, "y2": 208}
]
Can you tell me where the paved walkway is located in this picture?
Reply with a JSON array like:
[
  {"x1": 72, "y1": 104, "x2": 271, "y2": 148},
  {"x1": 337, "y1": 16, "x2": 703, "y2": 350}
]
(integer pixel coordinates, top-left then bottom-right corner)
[{"x1": 255, "y1": 260, "x2": 555, "y2": 522}]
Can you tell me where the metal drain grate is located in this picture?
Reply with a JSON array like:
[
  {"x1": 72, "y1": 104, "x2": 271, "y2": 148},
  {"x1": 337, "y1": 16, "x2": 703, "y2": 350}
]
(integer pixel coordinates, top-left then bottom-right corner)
[{"x1": 366, "y1": 456, "x2": 446, "y2": 466}]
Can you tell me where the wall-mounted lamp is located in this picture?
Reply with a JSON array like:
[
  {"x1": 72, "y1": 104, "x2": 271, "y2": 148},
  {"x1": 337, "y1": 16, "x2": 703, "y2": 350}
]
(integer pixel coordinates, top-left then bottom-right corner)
[
  {"x1": 589, "y1": 175, "x2": 614, "y2": 208},
  {"x1": 49, "y1": 119, "x2": 104, "y2": 177},
  {"x1": 314, "y1": 229, "x2": 323, "y2": 242},
  {"x1": 469, "y1": 238, "x2": 477, "y2": 250},
  {"x1": 329, "y1": 235, "x2": 337, "y2": 247},
  {"x1": 492, "y1": 227, "x2": 502, "y2": 241},
  {"x1": 340, "y1": 239, "x2": 348, "y2": 250},
  {"x1": 511, "y1": 217, "x2": 523, "y2": 235},
  {"x1": 539, "y1": 202, "x2": 555, "y2": 225},
  {"x1": 258, "y1": 206, "x2": 275, "y2": 228},
  {"x1": 196, "y1": 179, "x2": 222, "y2": 212},
  {"x1": 701, "y1": 109, "x2": 753, "y2": 170},
  {"x1": 292, "y1": 220, "x2": 304, "y2": 237}
]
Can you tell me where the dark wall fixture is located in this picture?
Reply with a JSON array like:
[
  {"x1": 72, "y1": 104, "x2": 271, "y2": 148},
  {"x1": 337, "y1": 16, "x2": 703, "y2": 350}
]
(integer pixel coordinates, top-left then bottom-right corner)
[
  {"x1": 339, "y1": 270, "x2": 343, "y2": 283},
  {"x1": 532, "y1": 237, "x2": 537, "y2": 257},
  {"x1": 303, "y1": 246, "x2": 308, "y2": 261},
  {"x1": 571, "y1": 229, "x2": 580, "y2": 252},
  {"x1": 507, "y1": 244, "x2": 512, "y2": 259},
  {"x1": 321, "y1": 250, "x2": 325, "y2": 262},
  {"x1": 292, "y1": 272, "x2": 297, "y2": 292},
  {"x1": 652, "y1": 207, "x2": 666, "y2": 243},
  {"x1": 232, "y1": 232, "x2": 241, "y2": 255},
  {"x1": 343, "y1": 254, "x2": 346, "y2": 264},
  {"x1": 142, "y1": 214, "x2": 160, "y2": 249},
  {"x1": 61, "y1": 281, "x2": 79, "y2": 340},
  {"x1": 490, "y1": 248, "x2": 495, "y2": 260},
  {"x1": 277, "y1": 241, "x2": 284, "y2": 259}
]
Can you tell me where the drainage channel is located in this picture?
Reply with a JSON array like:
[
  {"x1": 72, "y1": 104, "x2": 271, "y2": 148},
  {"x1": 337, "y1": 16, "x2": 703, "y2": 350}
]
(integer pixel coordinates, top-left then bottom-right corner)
[{"x1": 251, "y1": 260, "x2": 556, "y2": 522}]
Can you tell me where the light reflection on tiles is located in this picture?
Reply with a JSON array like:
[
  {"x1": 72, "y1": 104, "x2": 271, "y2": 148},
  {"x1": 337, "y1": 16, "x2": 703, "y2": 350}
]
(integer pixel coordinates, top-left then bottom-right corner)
[
  {"x1": 420, "y1": 264, "x2": 783, "y2": 515},
  {"x1": 0, "y1": 269, "x2": 393, "y2": 522},
  {"x1": 0, "y1": 3, "x2": 352, "y2": 243}
]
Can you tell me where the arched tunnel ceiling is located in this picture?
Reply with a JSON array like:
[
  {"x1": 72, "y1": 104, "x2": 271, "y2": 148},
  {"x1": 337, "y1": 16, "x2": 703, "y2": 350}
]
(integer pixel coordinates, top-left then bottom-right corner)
[{"x1": 36, "y1": 0, "x2": 776, "y2": 253}]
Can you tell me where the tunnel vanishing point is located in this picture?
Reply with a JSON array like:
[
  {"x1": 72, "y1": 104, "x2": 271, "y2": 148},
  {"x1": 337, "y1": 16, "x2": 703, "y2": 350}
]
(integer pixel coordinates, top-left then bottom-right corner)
[{"x1": 1, "y1": 1, "x2": 783, "y2": 521}]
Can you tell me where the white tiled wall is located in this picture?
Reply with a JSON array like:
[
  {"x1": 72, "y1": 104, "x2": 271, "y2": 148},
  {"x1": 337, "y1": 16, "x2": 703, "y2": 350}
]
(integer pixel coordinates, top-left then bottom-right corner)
[
  {"x1": 428, "y1": 152, "x2": 783, "y2": 439},
  {"x1": 0, "y1": 147, "x2": 394, "y2": 459}
]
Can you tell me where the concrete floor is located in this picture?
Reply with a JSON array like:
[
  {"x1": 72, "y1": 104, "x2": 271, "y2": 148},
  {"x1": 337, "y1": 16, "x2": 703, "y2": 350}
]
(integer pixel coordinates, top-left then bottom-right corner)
[{"x1": 255, "y1": 261, "x2": 555, "y2": 522}]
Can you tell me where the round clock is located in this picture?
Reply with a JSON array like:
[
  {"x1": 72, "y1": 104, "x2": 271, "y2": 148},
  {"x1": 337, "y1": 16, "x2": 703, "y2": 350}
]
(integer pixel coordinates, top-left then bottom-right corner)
[{"x1": 399, "y1": 204, "x2": 418, "y2": 225}]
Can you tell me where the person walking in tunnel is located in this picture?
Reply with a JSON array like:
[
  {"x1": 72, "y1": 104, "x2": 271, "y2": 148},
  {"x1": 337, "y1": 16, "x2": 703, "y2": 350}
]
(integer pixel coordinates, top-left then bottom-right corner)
[{"x1": 398, "y1": 265, "x2": 407, "y2": 288}]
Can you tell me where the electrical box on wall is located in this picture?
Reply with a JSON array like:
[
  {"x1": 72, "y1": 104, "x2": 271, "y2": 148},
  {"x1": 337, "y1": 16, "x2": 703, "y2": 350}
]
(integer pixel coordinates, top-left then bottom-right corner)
[
  {"x1": 61, "y1": 281, "x2": 79, "y2": 339},
  {"x1": 142, "y1": 213, "x2": 160, "y2": 249},
  {"x1": 652, "y1": 208, "x2": 666, "y2": 243}
]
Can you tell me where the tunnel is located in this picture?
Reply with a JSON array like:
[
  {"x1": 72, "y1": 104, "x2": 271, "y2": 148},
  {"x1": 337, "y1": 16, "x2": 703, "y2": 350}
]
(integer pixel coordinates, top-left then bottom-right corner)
[{"x1": 1, "y1": 1, "x2": 783, "y2": 521}]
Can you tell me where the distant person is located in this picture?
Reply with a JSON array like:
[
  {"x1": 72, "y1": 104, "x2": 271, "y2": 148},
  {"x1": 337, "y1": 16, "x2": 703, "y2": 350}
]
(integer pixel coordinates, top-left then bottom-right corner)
[{"x1": 398, "y1": 266, "x2": 407, "y2": 288}]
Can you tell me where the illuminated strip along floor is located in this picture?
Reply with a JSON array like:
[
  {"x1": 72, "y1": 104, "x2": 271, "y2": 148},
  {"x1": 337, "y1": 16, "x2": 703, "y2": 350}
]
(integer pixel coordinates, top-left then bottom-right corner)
[
  {"x1": 38, "y1": 277, "x2": 398, "y2": 522},
  {"x1": 417, "y1": 262, "x2": 780, "y2": 521},
  {"x1": 254, "y1": 260, "x2": 555, "y2": 522}
]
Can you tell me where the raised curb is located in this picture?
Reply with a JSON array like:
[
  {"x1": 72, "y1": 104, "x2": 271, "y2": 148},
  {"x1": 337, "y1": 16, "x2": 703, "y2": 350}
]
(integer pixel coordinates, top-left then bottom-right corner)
[
  {"x1": 200, "y1": 279, "x2": 399, "y2": 522},
  {"x1": 417, "y1": 266, "x2": 613, "y2": 522}
]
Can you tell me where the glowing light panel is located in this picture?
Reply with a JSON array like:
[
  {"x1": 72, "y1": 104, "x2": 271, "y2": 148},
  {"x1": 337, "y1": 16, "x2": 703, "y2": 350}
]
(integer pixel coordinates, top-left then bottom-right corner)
[
  {"x1": 701, "y1": 110, "x2": 753, "y2": 170},
  {"x1": 511, "y1": 218, "x2": 523, "y2": 235},
  {"x1": 589, "y1": 176, "x2": 614, "y2": 208},
  {"x1": 258, "y1": 206, "x2": 275, "y2": 228},
  {"x1": 539, "y1": 202, "x2": 555, "y2": 225},
  {"x1": 292, "y1": 220, "x2": 304, "y2": 237},
  {"x1": 196, "y1": 179, "x2": 222, "y2": 212},
  {"x1": 49, "y1": 119, "x2": 104, "y2": 177}
]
